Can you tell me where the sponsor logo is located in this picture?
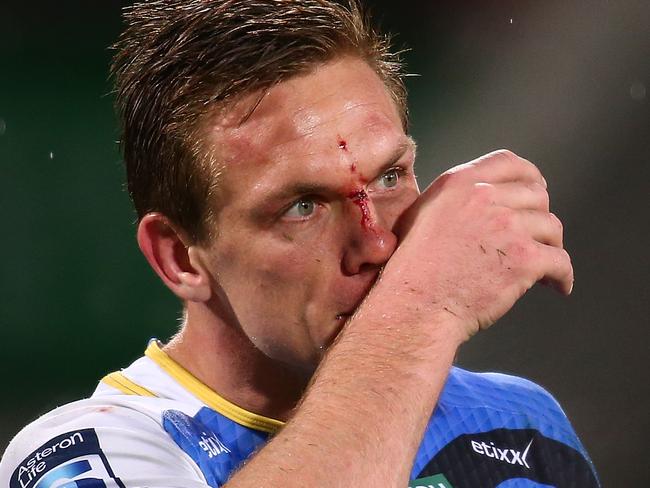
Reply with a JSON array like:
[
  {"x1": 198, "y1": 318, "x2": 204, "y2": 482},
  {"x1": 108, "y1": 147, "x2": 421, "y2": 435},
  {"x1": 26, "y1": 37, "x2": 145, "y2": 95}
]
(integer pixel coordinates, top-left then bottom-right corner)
[
  {"x1": 10, "y1": 429, "x2": 123, "y2": 488},
  {"x1": 409, "y1": 473, "x2": 454, "y2": 488},
  {"x1": 418, "y1": 429, "x2": 599, "y2": 487},
  {"x1": 16, "y1": 432, "x2": 85, "y2": 488},
  {"x1": 470, "y1": 438, "x2": 533, "y2": 469},
  {"x1": 198, "y1": 431, "x2": 231, "y2": 459}
]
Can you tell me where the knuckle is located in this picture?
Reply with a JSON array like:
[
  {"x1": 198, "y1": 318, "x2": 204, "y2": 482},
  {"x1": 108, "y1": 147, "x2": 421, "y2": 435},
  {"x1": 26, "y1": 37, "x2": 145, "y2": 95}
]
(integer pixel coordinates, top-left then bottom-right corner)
[
  {"x1": 557, "y1": 248, "x2": 574, "y2": 281},
  {"x1": 559, "y1": 247, "x2": 572, "y2": 266},
  {"x1": 521, "y1": 158, "x2": 542, "y2": 176},
  {"x1": 476, "y1": 149, "x2": 519, "y2": 168},
  {"x1": 492, "y1": 148, "x2": 518, "y2": 160},
  {"x1": 529, "y1": 182, "x2": 550, "y2": 208},
  {"x1": 549, "y1": 212, "x2": 563, "y2": 232},
  {"x1": 531, "y1": 164, "x2": 544, "y2": 181},
  {"x1": 437, "y1": 167, "x2": 465, "y2": 187},
  {"x1": 438, "y1": 161, "x2": 482, "y2": 188},
  {"x1": 470, "y1": 182, "x2": 495, "y2": 205},
  {"x1": 509, "y1": 239, "x2": 538, "y2": 263},
  {"x1": 539, "y1": 187, "x2": 550, "y2": 209}
]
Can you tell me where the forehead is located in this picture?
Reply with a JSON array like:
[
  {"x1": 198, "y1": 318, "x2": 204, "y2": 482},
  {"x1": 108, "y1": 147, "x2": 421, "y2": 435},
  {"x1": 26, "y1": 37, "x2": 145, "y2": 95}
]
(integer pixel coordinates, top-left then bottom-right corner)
[{"x1": 205, "y1": 57, "x2": 405, "y2": 200}]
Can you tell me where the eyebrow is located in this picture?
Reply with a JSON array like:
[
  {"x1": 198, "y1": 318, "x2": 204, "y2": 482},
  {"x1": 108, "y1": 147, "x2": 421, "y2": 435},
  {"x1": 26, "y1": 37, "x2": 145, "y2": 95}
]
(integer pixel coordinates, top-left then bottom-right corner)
[
  {"x1": 391, "y1": 136, "x2": 417, "y2": 164},
  {"x1": 253, "y1": 136, "x2": 417, "y2": 213}
]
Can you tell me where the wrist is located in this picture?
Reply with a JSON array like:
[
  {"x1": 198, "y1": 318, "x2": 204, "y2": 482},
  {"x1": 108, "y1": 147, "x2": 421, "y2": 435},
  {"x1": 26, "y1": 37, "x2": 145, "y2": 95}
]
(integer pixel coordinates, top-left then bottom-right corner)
[{"x1": 356, "y1": 269, "x2": 469, "y2": 350}]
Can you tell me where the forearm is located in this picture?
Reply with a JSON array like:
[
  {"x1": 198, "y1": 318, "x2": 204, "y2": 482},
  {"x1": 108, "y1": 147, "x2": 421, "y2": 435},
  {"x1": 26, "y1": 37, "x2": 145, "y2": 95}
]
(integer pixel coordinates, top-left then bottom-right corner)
[{"x1": 225, "y1": 304, "x2": 461, "y2": 487}]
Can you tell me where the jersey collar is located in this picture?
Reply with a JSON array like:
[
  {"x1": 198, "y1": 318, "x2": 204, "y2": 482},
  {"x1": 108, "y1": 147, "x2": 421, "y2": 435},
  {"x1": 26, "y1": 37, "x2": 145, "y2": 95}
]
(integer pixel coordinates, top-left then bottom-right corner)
[{"x1": 146, "y1": 339, "x2": 285, "y2": 434}]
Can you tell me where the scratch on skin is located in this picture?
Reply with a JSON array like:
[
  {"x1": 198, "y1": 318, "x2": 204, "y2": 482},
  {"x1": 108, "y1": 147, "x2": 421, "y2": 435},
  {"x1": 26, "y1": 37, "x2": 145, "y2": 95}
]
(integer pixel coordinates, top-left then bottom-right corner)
[
  {"x1": 496, "y1": 248, "x2": 507, "y2": 264},
  {"x1": 443, "y1": 306, "x2": 459, "y2": 317},
  {"x1": 479, "y1": 244, "x2": 487, "y2": 254}
]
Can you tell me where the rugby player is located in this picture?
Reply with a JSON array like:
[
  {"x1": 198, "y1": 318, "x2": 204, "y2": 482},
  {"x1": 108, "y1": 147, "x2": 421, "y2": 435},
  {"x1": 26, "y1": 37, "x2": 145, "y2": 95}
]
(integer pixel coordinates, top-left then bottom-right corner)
[{"x1": 0, "y1": 1, "x2": 600, "y2": 486}]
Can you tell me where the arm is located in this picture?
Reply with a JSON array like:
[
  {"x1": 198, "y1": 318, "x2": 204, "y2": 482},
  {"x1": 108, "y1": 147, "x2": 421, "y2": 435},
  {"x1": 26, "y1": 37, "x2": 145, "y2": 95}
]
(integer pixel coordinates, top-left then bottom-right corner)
[{"x1": 226, "y1": 150, "x2": 573, "y2": 487}]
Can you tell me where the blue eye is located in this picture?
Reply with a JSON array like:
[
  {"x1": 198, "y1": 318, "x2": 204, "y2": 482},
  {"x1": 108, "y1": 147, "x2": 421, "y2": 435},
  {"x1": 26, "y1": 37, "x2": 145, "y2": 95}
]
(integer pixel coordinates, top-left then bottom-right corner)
[
  {"x1": 379, "y1": 168, "x2": 400, "y2": 188},
  {"x1": 285, "y1": 199, "x2": 315, "y2": 218}
]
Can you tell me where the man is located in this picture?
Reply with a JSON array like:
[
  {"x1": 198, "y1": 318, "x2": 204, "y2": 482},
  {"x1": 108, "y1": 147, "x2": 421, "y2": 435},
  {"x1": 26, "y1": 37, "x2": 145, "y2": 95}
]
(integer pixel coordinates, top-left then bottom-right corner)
[{"x1": 0, "y1": 1, "x2": 599, "y2": 487}]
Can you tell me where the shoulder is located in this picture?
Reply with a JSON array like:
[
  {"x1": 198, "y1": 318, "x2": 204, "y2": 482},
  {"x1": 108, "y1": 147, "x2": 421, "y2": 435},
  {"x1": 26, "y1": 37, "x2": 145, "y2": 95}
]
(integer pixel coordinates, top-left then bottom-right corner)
[
  {"x1": 0, "y1": 396, "x2": 209, "y2": 488},
  {"x1": 439, "y1": 366, "x2": 588, "y2": 454},
  {"x1": 446, "y1": 366, "x2": 564, "y2": 412},
  {"x1": 409, "y1": 367, "x2": 600, "y2": 486}
]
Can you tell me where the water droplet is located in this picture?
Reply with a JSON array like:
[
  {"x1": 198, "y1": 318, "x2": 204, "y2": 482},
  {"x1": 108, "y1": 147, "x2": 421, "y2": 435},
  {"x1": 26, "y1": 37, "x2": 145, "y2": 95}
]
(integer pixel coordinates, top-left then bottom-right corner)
[
  {"x1": 509, "y1": 18, "x2": 513, "y2": 24},
  {"x1": 630, "y1": 80, "x2": 646, "y2": 101},
  {"x1": 0, "y1": 118, "x2": 6, "y2": 136},
  {"x1": 49, "y1": 151, "x2": 54, "y2": 160}
]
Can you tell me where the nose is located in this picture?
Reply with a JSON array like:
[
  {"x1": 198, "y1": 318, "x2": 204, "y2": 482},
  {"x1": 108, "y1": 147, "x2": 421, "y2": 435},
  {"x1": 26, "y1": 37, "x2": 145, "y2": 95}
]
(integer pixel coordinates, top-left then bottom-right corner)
[{"x1": 341, "y1": 193, "x2": 398, "y2": 275}]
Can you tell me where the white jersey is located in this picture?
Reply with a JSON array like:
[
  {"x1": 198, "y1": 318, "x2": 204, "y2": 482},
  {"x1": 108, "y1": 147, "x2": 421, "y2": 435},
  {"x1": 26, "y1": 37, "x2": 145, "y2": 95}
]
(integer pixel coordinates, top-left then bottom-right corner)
[{"x1": 0, "y1": 340, "x2": 281, "y2": 488}]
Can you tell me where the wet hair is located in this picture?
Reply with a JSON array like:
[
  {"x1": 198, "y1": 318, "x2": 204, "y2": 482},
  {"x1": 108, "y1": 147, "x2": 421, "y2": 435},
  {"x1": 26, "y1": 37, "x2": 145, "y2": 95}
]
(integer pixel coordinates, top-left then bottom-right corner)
[{"x1": 112, "y1": 0, "x2": 408, "y2": 242}]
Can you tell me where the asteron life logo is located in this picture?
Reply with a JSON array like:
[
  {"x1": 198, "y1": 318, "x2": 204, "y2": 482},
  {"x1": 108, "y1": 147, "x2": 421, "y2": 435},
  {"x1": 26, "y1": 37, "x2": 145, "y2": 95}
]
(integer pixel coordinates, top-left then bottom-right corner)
[{"x1": 470, "y1": 438, "x2": 534, "y2": 469}]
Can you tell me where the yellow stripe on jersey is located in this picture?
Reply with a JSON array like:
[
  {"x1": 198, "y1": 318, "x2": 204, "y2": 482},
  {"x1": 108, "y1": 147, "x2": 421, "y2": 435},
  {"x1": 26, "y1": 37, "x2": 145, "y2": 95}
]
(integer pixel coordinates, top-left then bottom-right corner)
[
  {"x1": 101, "y1": 371, "x2": 157, "y2": 397},
  {"x1": 145, "y1": 340, "x2": 284, "y2": 434}
]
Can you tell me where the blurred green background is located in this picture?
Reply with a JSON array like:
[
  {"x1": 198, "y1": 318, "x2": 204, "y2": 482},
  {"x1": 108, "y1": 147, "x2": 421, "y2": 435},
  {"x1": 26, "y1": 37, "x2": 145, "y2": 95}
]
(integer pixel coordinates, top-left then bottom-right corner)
[{"x1": 1, "y1": 1, "x2": 648, "y2": 485}]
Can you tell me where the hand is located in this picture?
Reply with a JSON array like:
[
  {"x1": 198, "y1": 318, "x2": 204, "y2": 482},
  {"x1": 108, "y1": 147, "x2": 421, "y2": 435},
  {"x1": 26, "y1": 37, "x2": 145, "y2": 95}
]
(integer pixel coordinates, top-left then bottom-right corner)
[{"x1": 383, "y1": 149, "x2": 573, "y2": 342}]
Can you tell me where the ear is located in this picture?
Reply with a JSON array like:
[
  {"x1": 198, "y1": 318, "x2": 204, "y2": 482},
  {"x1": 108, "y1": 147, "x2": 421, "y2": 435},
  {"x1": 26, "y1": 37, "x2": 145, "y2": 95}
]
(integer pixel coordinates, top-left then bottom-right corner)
[{"x1": 137, "y1": 213, "x2": 212, "y2": 302}]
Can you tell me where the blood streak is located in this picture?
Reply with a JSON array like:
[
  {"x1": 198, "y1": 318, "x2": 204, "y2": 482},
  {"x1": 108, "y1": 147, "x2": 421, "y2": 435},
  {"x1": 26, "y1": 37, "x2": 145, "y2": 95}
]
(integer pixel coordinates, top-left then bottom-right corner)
[
  {"x1": 347, "y1": 189, "x2": 373, "y2": 231},
  {"x1": 350, "y1": 163, "x2": 357, "y2": 173}
]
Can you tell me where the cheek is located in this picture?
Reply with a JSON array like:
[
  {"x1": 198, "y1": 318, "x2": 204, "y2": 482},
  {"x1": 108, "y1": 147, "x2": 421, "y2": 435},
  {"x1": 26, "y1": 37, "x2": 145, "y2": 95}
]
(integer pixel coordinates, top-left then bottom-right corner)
[
  {"x1": 258, "y1": 250, "x2": 309, "y2": 282},
  {"x1": 218, "y1": 235, "x2": 325, "y2": 287}
]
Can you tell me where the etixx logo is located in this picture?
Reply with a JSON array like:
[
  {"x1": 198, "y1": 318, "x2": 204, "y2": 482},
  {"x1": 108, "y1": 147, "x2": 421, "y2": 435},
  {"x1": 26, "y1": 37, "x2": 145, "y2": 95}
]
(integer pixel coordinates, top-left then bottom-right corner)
[{"x1": 470, "y1": 438, "x2": 534, "y2": 469}]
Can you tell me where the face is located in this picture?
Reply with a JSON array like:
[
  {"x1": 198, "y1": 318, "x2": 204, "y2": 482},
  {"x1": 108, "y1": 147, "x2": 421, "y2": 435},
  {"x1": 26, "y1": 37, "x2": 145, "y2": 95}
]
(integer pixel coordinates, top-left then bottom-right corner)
[{"x1": 198, "y1": 57, "x2": 419, "y2": 373}]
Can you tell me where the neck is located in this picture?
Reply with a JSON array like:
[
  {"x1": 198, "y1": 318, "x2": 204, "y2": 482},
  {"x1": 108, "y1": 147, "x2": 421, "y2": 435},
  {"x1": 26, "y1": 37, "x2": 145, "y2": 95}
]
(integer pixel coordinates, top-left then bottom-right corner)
[{"x1": 163, "y1": 302, "x2": 308, "y2": 422}]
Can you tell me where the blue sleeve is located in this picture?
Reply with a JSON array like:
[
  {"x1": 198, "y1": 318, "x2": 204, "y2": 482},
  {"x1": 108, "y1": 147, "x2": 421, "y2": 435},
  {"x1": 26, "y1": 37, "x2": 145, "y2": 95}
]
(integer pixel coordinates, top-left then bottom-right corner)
[{"x1": 409, "y1": 367, "x2": 601, "y2": 487}]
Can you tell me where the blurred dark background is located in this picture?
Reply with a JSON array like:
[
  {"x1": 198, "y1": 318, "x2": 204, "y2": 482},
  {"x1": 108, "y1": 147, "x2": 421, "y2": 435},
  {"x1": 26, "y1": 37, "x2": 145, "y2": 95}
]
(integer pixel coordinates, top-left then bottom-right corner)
[{"x1": 1, "y1": 1, "x2": 648, "y2": 485}]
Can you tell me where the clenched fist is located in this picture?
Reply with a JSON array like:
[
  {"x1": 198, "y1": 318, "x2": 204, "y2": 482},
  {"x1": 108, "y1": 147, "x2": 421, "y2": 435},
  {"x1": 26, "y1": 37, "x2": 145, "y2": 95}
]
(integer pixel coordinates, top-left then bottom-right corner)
[{"x1": 379, "y1": 149, "x2": 573, "y2": 343}]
